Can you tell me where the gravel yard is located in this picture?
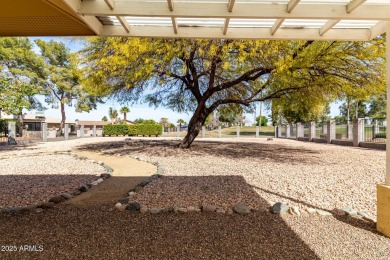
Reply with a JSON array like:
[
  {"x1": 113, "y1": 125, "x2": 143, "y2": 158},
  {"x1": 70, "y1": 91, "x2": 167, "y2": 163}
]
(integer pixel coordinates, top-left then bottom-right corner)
[
  {"x1": 83, "y1": 138, "x2": 385, "y2": 220},
  {"x1": 0, "y1": 154, "x2": 105, "y2": 209},
  {"x1": 1, "y1": 137, "x2": 389, "y2": 259}
]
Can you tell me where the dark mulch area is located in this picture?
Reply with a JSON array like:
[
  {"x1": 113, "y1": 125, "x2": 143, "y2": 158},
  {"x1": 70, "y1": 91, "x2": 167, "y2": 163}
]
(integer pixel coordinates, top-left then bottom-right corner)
[{"x1": 0, "y1": 205, "x2": 319, "y2": 260}]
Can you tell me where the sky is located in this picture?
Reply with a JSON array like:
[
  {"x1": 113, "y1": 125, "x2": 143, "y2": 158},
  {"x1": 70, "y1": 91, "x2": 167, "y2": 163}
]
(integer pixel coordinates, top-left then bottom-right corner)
[{"x1": 26, "y1": 37, "x2": 341, "y2": 125}]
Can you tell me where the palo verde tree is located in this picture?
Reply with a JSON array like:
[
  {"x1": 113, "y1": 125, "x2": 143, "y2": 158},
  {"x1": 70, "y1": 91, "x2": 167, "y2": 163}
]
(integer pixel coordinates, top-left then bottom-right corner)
[
  {"x1": 81, "y1": 38, "x2": 385, "y2": 148},
  {"x1": 36, "y1": 39, "x2": 100, "y2": 134},
  {"x1": 0, "y1": 38, "x2": 46, "y2": 136}
]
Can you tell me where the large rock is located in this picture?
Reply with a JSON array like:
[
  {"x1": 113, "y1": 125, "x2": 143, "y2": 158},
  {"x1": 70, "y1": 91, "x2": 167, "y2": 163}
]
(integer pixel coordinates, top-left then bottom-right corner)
[
  {"x1": 234, "y1": 202, "x2": 251, "y2": 215},
  {"x1": 119, "y1": 197, "x2": 130, "y2": 204},
  {"x1": 202, "y1": 205, "x2": 217, "y2": 213},
  {"x1": 149, "y1": 208, "x2": 162, "y2": 214},
  {"x1": 49, "y1": 195, "x2": 67, "y2": 204},
  {"x1": 271, "y1": 202, "x2": 289, "y2": 214},
  {"x1": 61, "y1": 193, "x2": 72, "y2": 200},
  {"x1": 79, "y1": 185, "x2": 89, "y2": 192},
  {"x1": 138, "y1": 178, "x2": 152, "y2": 187},
  {"x1": 316, "y1": 209, "x2": 332, "y2": 216},
  {"x1": 289, "y1": 206, "x2": 301, "y2": 216},
  {"x1": 342, "y1": 207, "x2": 357, "y2": 216},
  {"x1": 332, "y1": 208, "x2": 346, "y2": 216},
  {"x1": 306, "y1": 207, "x2": 317, "y2": 214},
  {"x1": 126, "y1": 202, "x2": 141, "y2": 211}
]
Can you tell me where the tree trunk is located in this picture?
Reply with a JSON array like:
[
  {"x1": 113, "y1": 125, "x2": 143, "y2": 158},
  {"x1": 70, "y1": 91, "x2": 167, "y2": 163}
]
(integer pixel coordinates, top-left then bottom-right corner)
[
  {"x1": 180, "y1": 104, "x2": 209, "y2": 148},
  {"x1": 60, "y1": 102, "x2": 66, "y2": 137},
  {"x1": 124, "y1": 113, "x2": 127, "y2": 122},
  {"x1": 17, "y1": 111, "x2": 23, "y2": 137}
]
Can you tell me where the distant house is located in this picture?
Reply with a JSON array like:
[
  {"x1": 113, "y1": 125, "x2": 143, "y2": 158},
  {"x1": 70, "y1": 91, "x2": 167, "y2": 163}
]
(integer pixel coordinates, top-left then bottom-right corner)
[
  {"x1": 76, "y1": 120, "x2": 109, "y2": 137},
  {"x1": 124, "y1": 120, "x2": 136, "y2": 125}
]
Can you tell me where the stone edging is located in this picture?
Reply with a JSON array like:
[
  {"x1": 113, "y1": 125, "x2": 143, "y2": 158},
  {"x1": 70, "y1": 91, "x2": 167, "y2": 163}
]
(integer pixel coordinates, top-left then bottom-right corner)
[{"x1": 1, "y1": 152, "x2": 113, "y2": 214}]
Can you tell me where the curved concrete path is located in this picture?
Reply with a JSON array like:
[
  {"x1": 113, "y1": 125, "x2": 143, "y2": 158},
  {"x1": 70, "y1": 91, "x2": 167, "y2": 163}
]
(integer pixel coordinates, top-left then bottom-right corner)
[{"x1": 66, "y1": 151, "x2": 157, "y2": 206}]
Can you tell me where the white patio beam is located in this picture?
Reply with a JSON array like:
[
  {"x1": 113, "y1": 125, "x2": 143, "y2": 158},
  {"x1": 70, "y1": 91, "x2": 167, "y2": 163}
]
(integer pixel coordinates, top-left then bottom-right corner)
[
  {"x1": 287, "y1": 0, "x2": 300, "y2": 13},
  {"x1": 223, "y1": 18, "x2": 230, "y2": 35},
  {"x1": 61, "y1": 0, "x2": 103, "y2": 34},
  {"x1": 171, "y1": 17, "x2": 178, "y2": 34},
  {"x1": 116, "y1": 16, "x2": 130, "y2": 33},
  {"x1": 319, "y1": 20, "x2": 340, "y2": 36},
  {"x1": 78, "y1": 2, "x2": 390, "y2": 21},
  {"x1": 228, "y1": 0, "x2": 235, "y2": 12},
  {"x1": 104, "y1": 0, "x2": 115, "y2": 10},
  {"x1": 271, "y1": 0, "x2": 300, "y2": 37},
  {"x1": 346, "y1": 0, "x2": 366, "y2": 13},
  {"x1": 271, "y1": 19, "x2": 284, "y2": 35},
  {"x1": 387, "y1": 25, "x2": 390, "y2": 184},
  {"x1": 369, "y1": 21, "x2": 388, "y2": 39},
  {"x1": 100, "y1": 25, "x2": 370, "y2": 41},
  {"x1": 167, "y1": 0, "x2": 174, "y2": 11}
]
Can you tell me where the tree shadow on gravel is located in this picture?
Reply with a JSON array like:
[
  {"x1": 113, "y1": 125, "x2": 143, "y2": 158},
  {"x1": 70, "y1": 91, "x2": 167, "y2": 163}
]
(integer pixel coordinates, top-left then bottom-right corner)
[
  {"x1": 77, "y1": 139, "x2": 322, "y2": 165},
  {"x1": 0, "y1": 174, "x2": 321, "y2": 259}
]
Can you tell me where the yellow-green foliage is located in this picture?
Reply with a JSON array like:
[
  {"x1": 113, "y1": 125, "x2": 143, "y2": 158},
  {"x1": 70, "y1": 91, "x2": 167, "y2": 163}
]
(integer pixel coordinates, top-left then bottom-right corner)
[{"x1": 103, "y1": 124, "x2": 162, "y2": 136}]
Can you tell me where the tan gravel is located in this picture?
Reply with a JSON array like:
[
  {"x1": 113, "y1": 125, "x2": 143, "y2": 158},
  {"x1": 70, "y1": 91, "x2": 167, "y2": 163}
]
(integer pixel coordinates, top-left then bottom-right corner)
[
  {"x1": 83, "y1": 138, "x2": 385, "y2": 221},
  {"x1": 0, "y1": 154, "x2": 105, "y2": 209}
]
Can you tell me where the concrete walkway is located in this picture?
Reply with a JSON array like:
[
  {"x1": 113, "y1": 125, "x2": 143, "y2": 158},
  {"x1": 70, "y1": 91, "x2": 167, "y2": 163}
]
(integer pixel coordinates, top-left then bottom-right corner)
[{"x1": 66, "y1": 151, "x2": 157, "y2": 206}]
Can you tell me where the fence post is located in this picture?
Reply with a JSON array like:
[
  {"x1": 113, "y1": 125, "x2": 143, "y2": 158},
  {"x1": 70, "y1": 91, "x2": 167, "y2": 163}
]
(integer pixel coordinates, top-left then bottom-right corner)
[
  {"x1": 236, "y1": 125, "x2": 240, "y2": 138},
  {"x1": 218, "y1": 126, "x2": 221, "y2": 138},
  {"x1": 161, "y1": 125, "x2": 165, "y2": 137},
  {"x1": 353, "y1": 118, "x2": 364, "y2": 147},
  {"x1": 7, "y1": 122, "x2": 17, "y2": 145},
  {"x1": 347, "y1": 123, "x2": 353, "y2": 139},
  {"x1": 296, "y1": 123, "x2": 303, "y2": 140},
  {"x1": 277, "y1": 125, "x2": 282, "y2": 138},
  {"x1": 372, "y1": 120, "x2": 379, "y2": 139},
  {"x1": 256, "y1": 126, "x2": 259, "y2": 138},
  {"x1": 308, "y1": 121, "x2": 316, "y2": 141},
  {"x1": 93, "y1": 125, "x2": 97, "y2": 137},
  {"x1": 42, "y1": 123, "x2": 47, "y2": 142},
  {"x1": 285, "y1": 124, "x2": 290, "y2": 138},
  {"x1": 327, "y1": 120, "x2": 335, "y2": 144},
  {"x1": 64, "y1": 124, "x2": 69, "y2": 140},
  {"x1": 80, "y1": 125, "x2": 84, "y2": 138},
  {"x1": 176, "y1": 126, "x2": 180, "y2": 137},
  {"x1": 322, "y1": 124, "x2": 327, "y2": 135},
  {"x1": 202, "y1": 126, "x2": 205, "y2": 138},
  {"x1": 274, "y1": 126, "x2": 278, "y2": 138}
]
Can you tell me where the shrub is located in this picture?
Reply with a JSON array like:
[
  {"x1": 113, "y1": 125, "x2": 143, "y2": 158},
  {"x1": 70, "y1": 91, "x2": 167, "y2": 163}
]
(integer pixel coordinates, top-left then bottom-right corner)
[
  {"x1": 136, "y1": 124, "x2": 162, "y2": 136},
  {"x1": 103, "y1": 124, "x2": 129, "y2": 136},
  {"x1": 103, "y1": 123, "x2": 163, "y2": 137}
]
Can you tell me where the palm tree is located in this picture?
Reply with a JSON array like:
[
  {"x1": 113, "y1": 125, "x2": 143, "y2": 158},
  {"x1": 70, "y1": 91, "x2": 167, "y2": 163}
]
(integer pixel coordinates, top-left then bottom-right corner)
[
  {"x1": 120, "y1": 106, "x2": 130, "y2": 122},
  {"x1": 108, "y1": 107, "x2": 118, "y2": 124},
  {"x1": 102, "y1": 116, "x2": 108, "y2": 122},
  {"x1": 177, "y1": 119, "x2": 185, "y2": 129}
]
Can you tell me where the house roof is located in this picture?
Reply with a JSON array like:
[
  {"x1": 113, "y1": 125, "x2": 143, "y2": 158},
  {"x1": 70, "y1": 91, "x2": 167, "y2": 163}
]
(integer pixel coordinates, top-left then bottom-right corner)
[
  {"x1": 76, "y1": 121, "x2": 109, "y2": 126},
  {"x1": 1, "y1": 1, "x2": 389, "y2": 41}
]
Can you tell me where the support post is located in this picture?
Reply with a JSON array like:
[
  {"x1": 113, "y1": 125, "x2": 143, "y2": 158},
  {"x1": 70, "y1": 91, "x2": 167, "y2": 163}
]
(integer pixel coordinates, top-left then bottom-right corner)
[
  {"x1": 372, "y1": 120, "x2": 379, "y2": 140},
  {"x1": 376, "y1": 26, "x2": 390, "y2": 238},
  {"x1": 285, "y1": 124, "x2": 290, "y2": 138},
  {"x1": 322, "y1": 124, "x2": 327, "y2": 135},
  {"x1": 353, "y1": 118, "x2": 364, "y2": 147},
  {"x1": 218, "y1": 126, "x2": 221, "y2": 138},
  {"x1": 161, "y1": 125, "x2": 165, "y2": 137},
  {"x1": 176, "y1": 126, "x2": 180, "y2": 137},
  {"x1": 64, "y1": 124, "x2": 69, "y2": 140},
  {"x1": 80, "y1": 125, "x2": 84, "y2": 138},
  {"x1": 7, "y1": 122, "x2": 17, "y2": 145},
  {"x1": 296, "y1": 123, "x2": 303, "y2": 140},
  {"x1": 277, "y1": 125, "x2": 282, "y2": 138},
  {"x1": 308, "y1": 121, "x2": 315, "y2": 141},
  {"x1": 256, "y1": 126, "x2": 259, "y2": 138},
  {"x1": 42, "y1": 123, "x2": 47, "y2": 142},
  {"x1": 236, "y1": 125, "x2": 240, "y2": 138},
  {"x1": 347, "y1": 123, "x2": 353, "y2": 139},
  {"x1": 327, "y1": 120, "x2": 336, "y2": 144},
  {"x1": 202, "y1": 126, "x2": 205, "y2": 138},
  {"x1": 93, "y1": 125, "x2": 97, "y2": 137}
]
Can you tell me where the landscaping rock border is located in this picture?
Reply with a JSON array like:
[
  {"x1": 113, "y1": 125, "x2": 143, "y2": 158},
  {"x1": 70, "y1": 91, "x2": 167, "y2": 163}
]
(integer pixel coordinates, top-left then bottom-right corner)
[{"x1": 1, "y1": 152, "x2": 111, "y2": 214}]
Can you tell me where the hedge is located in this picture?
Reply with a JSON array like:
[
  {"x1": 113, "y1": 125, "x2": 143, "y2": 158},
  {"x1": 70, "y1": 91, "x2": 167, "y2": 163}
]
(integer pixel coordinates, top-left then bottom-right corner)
[
  {"x1": 374, "y1": 133, "x2": 386, "y2": 139},
  {"x1": 103, "y1": 124, "x2": 162, "y2": 137},
  {"x1": 103, "y1": 124, "x2": 129, "y2": 136}
]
